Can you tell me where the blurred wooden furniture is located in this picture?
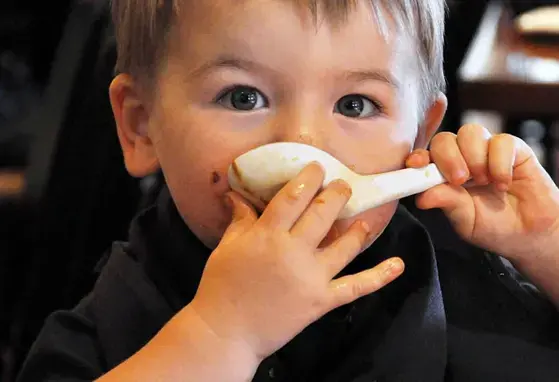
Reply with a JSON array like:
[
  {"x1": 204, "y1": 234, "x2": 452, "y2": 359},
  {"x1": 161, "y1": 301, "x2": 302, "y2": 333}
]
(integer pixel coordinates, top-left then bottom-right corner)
[
  {"x1": 0, "y1": 171, "x2": 24, "y2": 198},
  {"x1": 459, "y1": 0, "x2": 559, "y2": 178},
  {"x1": 1, "y1": 2, "x2": 143, "y2": 381}
]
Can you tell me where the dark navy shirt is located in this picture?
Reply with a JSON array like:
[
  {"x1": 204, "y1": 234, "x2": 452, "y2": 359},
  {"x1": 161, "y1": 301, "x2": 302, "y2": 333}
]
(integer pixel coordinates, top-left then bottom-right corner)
[{"x1": 16, "y1": 187, "x2": 559, "y2": 381}]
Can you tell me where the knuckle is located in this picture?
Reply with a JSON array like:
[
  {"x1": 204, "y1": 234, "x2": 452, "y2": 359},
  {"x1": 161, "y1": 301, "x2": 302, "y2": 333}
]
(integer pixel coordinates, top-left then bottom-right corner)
[
  {"x1": 312, "y1": 290, "x2": 329, "y2": 311},
  {"x1": 430, "y1": 132, "x2": 456, "y2": 148},
  {"x1": 282, "y1": 184, "x2": 308, "y2": 205},
  {"x1": 493, "y1": 133, "x2": 514, "y2": 145},
  {"x1": 339, "y1": 230, "x2": 362, "y2": 251},
  {"x1": 468, "y1": 162, "x2": 487, "y2": 175},
  {"x1": 458, "y1": 123, "x2": 484, "y2": 136},
  {"x1": 492, "y1": 168, "x2": 511, "y2": 179},
  {"x1": 254, "y1": 230, "x2": 276, "y2": 248},
  {"x1": 308, "y1": 207, "x2": 329, "y2": 226},
  {"x1": 351, "y1": 281, "x2": 366, "y2": 298},
  {"x1": 353, "y1": 228, "x2": 368, "y2": 248},
  {"x1": 335, "y1": 242, "x2": 356, "y2": 267}
]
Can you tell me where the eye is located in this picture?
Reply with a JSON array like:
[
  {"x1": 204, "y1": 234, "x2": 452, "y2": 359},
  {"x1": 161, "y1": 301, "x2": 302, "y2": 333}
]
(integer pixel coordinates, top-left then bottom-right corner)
[
  {"x1": 216, "y1": 86, "x2": 268, "y2": 111},
  {"x1": 334, "y1": 94, "x2": 381, "y2": 118}
]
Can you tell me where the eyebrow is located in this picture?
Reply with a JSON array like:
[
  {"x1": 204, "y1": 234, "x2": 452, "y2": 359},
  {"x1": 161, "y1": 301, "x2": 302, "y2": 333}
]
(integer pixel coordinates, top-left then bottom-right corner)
[
  {"x1": 189, "y1": 55, "x2": 399, "y2": 89},
  {"x1": 188, "y1": 55, "x2": 276, "y2": 78},
  {"x1": 343, "y1": 69, "x2": 400, "y2": 90}
]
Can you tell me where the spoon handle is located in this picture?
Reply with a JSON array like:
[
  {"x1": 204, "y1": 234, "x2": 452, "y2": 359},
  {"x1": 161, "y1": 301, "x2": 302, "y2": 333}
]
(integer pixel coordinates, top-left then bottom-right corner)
[{"x1": 342, "y1": 163, "x2": 446, "y2": 219}]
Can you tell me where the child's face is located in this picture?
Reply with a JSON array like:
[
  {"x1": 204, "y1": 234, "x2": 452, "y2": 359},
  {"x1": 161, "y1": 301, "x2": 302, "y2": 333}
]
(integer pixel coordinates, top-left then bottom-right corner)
[{"x1": 112, "y1": 0, "x2": 446, "y2": 249}]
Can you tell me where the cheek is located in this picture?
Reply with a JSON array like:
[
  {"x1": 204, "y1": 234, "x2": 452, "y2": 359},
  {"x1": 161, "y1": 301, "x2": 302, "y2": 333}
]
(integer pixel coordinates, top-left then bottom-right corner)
[
  {"x1": 169, "y1": 174, "x2": 232, "y2": 249},
  {"x1": 333, "y1": 126, "x2": 416, "y2": 176},
  {"x1": 154, "y1": 134, "x2": 241, "y2": 249}
]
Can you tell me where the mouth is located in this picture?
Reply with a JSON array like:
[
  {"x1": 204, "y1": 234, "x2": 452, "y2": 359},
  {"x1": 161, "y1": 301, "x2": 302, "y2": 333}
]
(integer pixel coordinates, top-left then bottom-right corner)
[{"x1": 228, "y1": 160, "x2": 276, "y2": 211}]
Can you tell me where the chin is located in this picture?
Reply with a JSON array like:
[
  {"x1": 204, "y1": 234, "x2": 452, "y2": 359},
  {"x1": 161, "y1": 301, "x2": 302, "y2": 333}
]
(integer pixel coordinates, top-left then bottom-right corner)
[
  {"x1": 186, "y1": 196, "x2": 398, "y2": 252},
  {"x1": 179, "y1": 208, "x2": 231, "y2": 251}
]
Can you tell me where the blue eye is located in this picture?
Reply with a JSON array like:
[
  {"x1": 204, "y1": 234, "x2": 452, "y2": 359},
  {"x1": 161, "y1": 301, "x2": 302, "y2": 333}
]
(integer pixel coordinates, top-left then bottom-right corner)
[
  {"x1": 334, "y1": 94, "x2": 381, "y2": 118},
  {"x1": 216, "y1": 86, "x2": 269, "y2": 111}
]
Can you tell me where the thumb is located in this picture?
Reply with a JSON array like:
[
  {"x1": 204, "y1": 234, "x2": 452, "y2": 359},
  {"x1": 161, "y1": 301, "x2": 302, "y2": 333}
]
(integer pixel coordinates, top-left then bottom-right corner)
[
  {"x1": 415, "y1": 184, "x2": 475, "y2": 234},
  {"x1": 221, "y1": 191, "x2": 258, "y2": 243},
  {"x1": 405, "y1": 149, "x2": 430, "y2": 169}
]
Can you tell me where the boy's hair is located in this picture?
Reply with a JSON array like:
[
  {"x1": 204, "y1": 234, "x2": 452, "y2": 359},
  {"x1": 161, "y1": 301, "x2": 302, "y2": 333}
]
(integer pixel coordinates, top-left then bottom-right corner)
[{"x1": 112, "y1": 0, "x2": 446, "y2": 113}]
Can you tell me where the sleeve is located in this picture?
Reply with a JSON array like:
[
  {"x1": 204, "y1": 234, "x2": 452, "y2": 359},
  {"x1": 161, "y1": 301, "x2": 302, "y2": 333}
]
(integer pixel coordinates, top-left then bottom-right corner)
[
  {"x1": 16, "y1": 295, "x2": 106, "y2": 382},
  {"x1": 16, "y1": 244, "x2": 176, "y2": 382}
]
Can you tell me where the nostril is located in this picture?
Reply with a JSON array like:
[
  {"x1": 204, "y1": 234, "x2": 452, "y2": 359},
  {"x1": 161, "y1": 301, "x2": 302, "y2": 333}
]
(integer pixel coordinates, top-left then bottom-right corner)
[{"x1": 296, "y1": 133, "x2": 316, "y2": 146}]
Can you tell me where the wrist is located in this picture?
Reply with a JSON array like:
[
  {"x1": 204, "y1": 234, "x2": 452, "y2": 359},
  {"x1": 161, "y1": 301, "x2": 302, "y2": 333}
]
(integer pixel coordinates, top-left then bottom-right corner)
[
  {"x1": 498, "y1": 225, "x2": 559, "y2": 266},
  {"x1": 96, "y1": 304, "x2": 261, "y2": 382},
  {"x1": 176, "y1": 303, "x2": 261, "y2": 380},
  {"x1": 504, "y1": 228, "x2": 559, "y2": 308}
]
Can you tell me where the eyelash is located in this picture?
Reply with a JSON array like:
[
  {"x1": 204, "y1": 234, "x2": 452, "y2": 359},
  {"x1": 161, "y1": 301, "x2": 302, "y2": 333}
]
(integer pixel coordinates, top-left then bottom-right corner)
[
  {"x1": 213, "y1": 85, "x2": 260, "y2": 102},
  {"x1": 213, "y1": 84, "x2": 385, "y2": 117},
  {"x1": 361, "y1": 97, "x2": 384, "y2": 114}
]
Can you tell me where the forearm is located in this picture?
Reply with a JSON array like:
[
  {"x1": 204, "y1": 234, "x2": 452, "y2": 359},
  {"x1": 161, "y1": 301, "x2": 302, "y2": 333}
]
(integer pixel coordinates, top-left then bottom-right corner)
[{"x1": 96, "y1": 305, "x2": 260, "y2": 382}]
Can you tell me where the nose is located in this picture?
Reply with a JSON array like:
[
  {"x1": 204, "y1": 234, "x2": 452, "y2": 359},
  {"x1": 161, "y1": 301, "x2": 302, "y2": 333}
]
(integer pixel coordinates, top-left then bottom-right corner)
[{"x1": 271, "y1": 100, "x2": 331, "y2": 150}]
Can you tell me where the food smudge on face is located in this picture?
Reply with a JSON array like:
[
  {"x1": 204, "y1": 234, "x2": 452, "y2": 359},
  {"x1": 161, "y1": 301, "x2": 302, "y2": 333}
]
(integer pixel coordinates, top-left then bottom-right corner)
[
  {"x1": 211, "y1": 171, "x2": 221, "y2": 184},
  {"x1": 231, "y1": 162, "x2": 243, "y2": 182}
]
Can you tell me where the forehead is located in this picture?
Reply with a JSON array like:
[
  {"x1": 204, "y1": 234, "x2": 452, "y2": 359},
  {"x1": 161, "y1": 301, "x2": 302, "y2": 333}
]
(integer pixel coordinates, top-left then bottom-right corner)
[{"x1": 170, "y1": 0, "x2": 414, "y2": 78}]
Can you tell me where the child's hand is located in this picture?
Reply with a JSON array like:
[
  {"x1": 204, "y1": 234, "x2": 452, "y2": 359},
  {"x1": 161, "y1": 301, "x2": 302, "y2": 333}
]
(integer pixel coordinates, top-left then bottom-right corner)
[
  {"x1": 190, "y1": 163, "x2": 404, "y2": 362},
  {"x1": 406, "y1": 124, "x2": 559, "y2": 261}
]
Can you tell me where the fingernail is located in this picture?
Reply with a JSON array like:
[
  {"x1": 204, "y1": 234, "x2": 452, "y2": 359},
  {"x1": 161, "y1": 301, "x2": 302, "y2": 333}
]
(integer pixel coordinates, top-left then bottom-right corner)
[
  {"x1": 476, "y1": 174, "x2": 489, "y2": 185},
  {"x1": 385, "y1": 258, "x2": 403, "y2": 276},
  {"x1": 360, "y1": 220, "x2": 370, "y2": 233},
  {"x1": 496, "y1": 182, "x2": 509, "y2": 192},
  {"x1": 310, "y1": 161, "x2": 324, "y2": 172},
  {"x1": 224, "y1": 193, "x2": 234, "y2": 208},
  {"x1": 454, "y1": 169, "x2": 469, "y2": 183},
  {"x1": 334, "y1": 180, "x2": 352, "y2": 198},
  {"x1": 411, "y1": 152, "x2": 425, "y2": 161}
]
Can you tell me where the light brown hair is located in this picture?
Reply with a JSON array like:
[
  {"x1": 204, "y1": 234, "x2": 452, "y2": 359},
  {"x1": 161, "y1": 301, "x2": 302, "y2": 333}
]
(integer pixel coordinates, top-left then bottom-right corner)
[{"x1": 112, "y1": 0, "x2": 446, "y2": 111}]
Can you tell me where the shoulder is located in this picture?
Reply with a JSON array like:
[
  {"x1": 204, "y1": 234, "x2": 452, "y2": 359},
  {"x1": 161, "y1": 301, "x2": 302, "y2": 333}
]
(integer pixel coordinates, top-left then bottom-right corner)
[
  {"x1": 16, "y1": 294, "x2": 104, "y2": 381},
  {"x1": 17, "y1": 243, "x2": 175, "y2": 381}
]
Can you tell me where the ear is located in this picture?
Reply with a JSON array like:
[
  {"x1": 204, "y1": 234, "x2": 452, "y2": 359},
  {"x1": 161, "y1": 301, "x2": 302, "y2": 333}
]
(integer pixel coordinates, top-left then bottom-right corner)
[
  {"x1": 109, "y1": 74, "x2": 160, "y2": 177},
  {"x1": 414, "y1": 92, "x2": 448, "y2": 149}
]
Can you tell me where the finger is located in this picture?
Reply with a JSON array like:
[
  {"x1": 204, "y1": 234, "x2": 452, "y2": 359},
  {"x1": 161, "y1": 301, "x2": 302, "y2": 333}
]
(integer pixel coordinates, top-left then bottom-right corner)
[
  {"x1": 290, "y1": 180, "x2": 353, "y2": 247},
  {"x1": 317, "y1": 220, "x2": 370, "y2": 276},
  {"x1": 258, "y1": 162, "x2": 324, "y2": 230},
  {"x1": 221, "y1": 192, "x2": 258, "y2": 244},
  {"x1": 511, "y1": 134, "x2": 537, "y2": 170},
  {"x1": 508, "y1": 135, "x2": 548, "y2": 185},
  {"x1": 327, "y1": 257, "x2": 404, "y2": 310},
  {"x1": 415, "y1": 183, "x2": 470, "y2": 210},
  {"x1": 430, "y1": 132, "x2": 470, "y2": 185},
  {"x1": 456, "y1": 124, "x2": 491, "y2": 185},
  {"x1": 415, "y1": 183, "x2": 475, "y2": 235},
  {"x1": 488, "y1": 134, "x2": 517, "y2": 192},
  {"x1": 405, "y1": 149, "x2": 430, "y2": 168}
]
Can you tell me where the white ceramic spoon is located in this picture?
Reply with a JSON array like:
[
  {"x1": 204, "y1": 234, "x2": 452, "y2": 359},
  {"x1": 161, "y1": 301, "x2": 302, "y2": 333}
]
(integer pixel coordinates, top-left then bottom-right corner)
[{"x1": 228, "y1": 142, "x2": 447, "y2": 219}]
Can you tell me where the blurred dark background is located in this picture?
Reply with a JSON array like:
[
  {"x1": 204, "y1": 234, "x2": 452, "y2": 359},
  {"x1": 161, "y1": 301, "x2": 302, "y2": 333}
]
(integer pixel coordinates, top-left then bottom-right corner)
[{"x1": 1, "y1": 0, "x2": 558, "y2": 380}]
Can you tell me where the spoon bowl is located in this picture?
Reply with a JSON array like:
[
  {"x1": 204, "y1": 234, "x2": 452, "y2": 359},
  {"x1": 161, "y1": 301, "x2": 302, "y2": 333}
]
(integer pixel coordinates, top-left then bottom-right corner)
[{"x1": 228, "y1": 142, "x2": 446, "y2": 219}]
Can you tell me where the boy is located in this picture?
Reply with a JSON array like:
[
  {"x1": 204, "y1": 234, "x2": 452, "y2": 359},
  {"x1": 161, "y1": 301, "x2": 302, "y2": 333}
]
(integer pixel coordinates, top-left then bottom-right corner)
[{"x1": 17, "y1": 0, "x2": 559, "y2": 381}]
